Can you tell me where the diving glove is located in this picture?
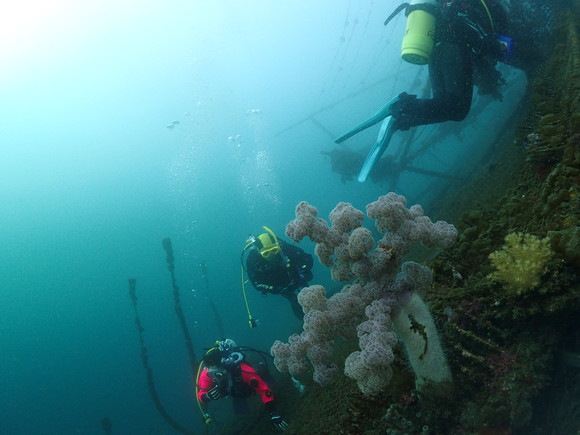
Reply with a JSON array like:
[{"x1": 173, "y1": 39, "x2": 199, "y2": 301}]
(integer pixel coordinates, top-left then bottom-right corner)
[
  {"x1": 269, "y1": 412, "x2": 288, "y2": 431},
  {"x1": 205, "y1": 385, "x2": 224, "y2": 401}
]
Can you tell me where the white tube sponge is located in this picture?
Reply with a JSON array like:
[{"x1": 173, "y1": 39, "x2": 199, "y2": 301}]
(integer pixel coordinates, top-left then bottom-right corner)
[{"x1": 391, "y1": 292, "x2": 452, "y2": 387}]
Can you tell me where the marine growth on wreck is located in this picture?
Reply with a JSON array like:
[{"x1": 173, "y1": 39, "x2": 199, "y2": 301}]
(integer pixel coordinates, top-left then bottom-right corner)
[{"x1": 217, "y1": 3, "x2": 580, "y2": 434}]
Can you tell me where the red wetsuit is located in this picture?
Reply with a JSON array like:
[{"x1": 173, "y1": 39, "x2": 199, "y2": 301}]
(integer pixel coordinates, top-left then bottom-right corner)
[{"x1": 197, "y1": 362, "x2": 274, "y2": 404}]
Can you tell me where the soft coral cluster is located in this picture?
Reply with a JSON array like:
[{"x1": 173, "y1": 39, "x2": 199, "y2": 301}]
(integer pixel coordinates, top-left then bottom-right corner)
[{"x1": 272, "y1": 193, "x2": 457, "y2": 394}]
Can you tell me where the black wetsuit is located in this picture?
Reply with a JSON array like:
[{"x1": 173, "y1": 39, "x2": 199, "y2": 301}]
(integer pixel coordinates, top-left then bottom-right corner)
[
  {"x1": 246, "y1": 240, "x2": 313, "y2": 319},
  {"x1": 392, "y1": 0, "x2": 508, "y2": 130}
]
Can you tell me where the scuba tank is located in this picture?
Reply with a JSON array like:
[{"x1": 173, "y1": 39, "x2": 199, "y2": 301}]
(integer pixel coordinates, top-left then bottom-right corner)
[
  {"x1": 401, "y1": 0, "x2": 439, "y2": 65},
  {"x1": 390, "y1": 0, "x2": 508, "y2": 65}
]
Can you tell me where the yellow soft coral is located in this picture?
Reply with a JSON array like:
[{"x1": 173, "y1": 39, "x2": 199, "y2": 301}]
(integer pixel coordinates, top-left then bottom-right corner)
[{"x1": 488, "y1": 232, "x2": 553, "y2": 294}]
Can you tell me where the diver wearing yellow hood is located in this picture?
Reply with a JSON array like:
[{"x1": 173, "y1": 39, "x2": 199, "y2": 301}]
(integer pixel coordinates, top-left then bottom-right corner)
[{"x1": 242, "y1": 227, "x2": 313, "y2": 320}]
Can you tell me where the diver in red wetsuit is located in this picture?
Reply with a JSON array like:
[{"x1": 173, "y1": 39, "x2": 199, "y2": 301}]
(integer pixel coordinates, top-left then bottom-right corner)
[{"x1": 196, "y1": 339, "x2": 288, "y2": 432}]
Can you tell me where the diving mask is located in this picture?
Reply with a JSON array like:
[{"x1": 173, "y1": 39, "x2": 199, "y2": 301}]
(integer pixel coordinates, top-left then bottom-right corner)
[
  {"x1": 254, "y1": 233, "x2": 281, "y2": 259},
  {"x1": 260, "y1": 244, "x2": 281, "y2": 259}
]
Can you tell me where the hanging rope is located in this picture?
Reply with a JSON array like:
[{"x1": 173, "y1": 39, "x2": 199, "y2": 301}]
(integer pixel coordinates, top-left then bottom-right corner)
[
  {"x1": 127, "y1": 279, "x2": 197, "y2": 435},
  {"x1": 162, "y1": 238, "x2": 198, "y2": 371},
  {"x1": 199, "y1": 261, "x2": 226, "y2": 338}
]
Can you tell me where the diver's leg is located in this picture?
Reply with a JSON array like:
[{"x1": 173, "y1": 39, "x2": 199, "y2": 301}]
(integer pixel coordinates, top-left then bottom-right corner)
[
  {"x1": 283, "y1": 292, "x2": 305, "y2": 320},
  {"x1": 431, "y1": 42, "x2": 473, "y2": 121},
  {"x1": 392, "y1": 42, "x2": 473, "y2": 129}
]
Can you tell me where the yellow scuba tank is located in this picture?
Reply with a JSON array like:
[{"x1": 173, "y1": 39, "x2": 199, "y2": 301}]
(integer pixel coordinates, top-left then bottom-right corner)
[{"x1": 401, "y1": 0, "x2": 439, "y2": 65}]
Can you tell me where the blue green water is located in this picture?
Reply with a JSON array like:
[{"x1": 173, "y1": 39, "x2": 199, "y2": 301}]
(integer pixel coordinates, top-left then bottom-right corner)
[{"x1": 0, "y1": 1, "x2": 528, "y2": 433}]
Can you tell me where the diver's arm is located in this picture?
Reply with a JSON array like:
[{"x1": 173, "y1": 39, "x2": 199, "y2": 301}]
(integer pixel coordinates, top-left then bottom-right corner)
[
  {"x1": 281, "y1": 242, "x2": 314, "y2": 271},
  {"x1": 246, "y1": 253, "x2": 268, "y2": 289},
  {"x1": 246, "y1": 254, "x2": 289, "y2": 294},
  {"x1": 240, "y1": 362, "x2": 275, "y2": 402},
  {"x1": 197, "y1": 370, "x2": 216, "y2": 402}
]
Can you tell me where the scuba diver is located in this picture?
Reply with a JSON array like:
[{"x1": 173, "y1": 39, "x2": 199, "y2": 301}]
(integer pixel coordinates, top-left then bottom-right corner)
[
  {"x1": 196, "y1": 339, "x2": 288, "y2": 432},
  {"x1": 335, "y1": 0, "x2": 511, "y2": 182},
  {"x1": 241, "y1": 226, "x2": 313, "y2": 322}
]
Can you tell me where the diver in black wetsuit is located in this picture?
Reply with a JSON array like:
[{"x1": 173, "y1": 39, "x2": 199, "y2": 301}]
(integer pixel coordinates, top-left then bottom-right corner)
[
  {"x1": 390, "y1": 0, "x2": 509, "y2": 130},
  {"x1": 242, "y1": 227, "x2": 313, "y2": 320},
  {"x1": 335, "y1": 0, "x2": 512, "y2": 181}
]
